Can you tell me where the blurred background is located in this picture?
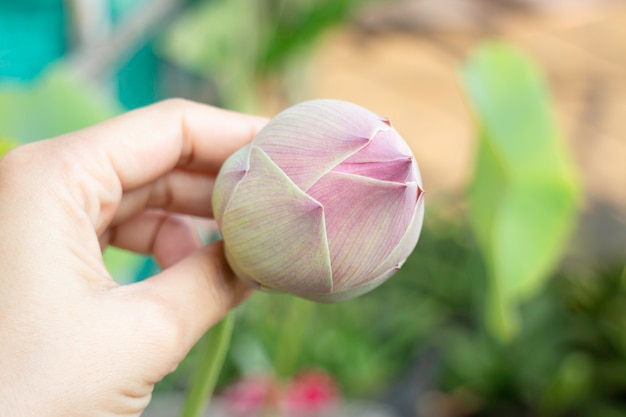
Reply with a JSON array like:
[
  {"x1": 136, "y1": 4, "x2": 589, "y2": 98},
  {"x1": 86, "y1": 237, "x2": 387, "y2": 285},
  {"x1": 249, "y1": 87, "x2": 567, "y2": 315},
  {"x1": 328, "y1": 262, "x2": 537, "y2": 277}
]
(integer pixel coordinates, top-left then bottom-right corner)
[{"x1": 2, "y1": 0, "x2": 626, "y2": 416}]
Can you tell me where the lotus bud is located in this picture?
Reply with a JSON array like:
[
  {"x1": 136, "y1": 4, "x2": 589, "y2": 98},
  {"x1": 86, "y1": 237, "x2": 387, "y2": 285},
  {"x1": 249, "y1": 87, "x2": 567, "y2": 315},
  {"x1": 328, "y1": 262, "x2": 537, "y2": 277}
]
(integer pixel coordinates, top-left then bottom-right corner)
[{"x1": 212, "y1": 99, "x2": 424, "y2": 302}]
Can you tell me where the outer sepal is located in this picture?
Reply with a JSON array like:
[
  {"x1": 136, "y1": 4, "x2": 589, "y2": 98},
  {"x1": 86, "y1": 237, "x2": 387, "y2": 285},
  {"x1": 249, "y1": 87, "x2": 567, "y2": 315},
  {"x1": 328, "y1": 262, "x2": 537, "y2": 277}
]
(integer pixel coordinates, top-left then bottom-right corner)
[
  {"x1": 254, "y1": 99, "x2": 390, "y2": 191},
  {"x1": 220, "y1": 146, "x2": 334, "y2": 294},
  {"x1": 212, "y1": 145, "x2": 251, "y2": 224}
]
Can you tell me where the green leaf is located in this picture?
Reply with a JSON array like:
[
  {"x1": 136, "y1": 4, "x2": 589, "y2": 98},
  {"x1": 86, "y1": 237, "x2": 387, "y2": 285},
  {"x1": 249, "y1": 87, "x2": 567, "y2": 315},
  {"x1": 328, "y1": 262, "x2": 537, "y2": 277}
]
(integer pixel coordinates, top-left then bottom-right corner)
[
  {"x1": 257, "y1": 0, "x2": 364, "y2": 73},
  {"x1": 463, "y1": 42, "x2": 582, "y2": 341},
  {"x1": 540, "y1": 352, "x2": 594, "y2": 414},
  {"x1": 493, "y1": 181, "x2": 579, "y2": 299},
  {"x1": 0, "y1": 63, "x2": 121, "y2": 143}
]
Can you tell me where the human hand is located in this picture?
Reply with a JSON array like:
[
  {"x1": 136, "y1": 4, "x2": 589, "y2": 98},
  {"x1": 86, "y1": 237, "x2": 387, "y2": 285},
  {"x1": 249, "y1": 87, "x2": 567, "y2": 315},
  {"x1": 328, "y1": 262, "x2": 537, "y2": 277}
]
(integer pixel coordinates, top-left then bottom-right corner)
[{"x1": 0, "y1": 99, "x2": 267, "y2": 416}]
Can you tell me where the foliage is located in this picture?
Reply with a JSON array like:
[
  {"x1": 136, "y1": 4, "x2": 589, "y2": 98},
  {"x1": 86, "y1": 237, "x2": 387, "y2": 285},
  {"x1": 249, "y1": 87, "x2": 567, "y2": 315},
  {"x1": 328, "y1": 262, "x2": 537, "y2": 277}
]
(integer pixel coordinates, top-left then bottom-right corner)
[
  {"x1": 437, "y1": 260, "x2": 626, "y2": 417},
  {"x1": 463, "y1": 43, "x2": 582, "y2": 341},
  {"x1": 255, "y1": 0, "x2": 361, "y2": 74},
  {"x1": 159, "y1": 0, "x2": 366, "y2": 75},
  {"x1": 157, "y1": 0, "x2": 370, "y2": 110},
  {"x1": 0, "y1": 64, "x2": 121, "y2": 143}
]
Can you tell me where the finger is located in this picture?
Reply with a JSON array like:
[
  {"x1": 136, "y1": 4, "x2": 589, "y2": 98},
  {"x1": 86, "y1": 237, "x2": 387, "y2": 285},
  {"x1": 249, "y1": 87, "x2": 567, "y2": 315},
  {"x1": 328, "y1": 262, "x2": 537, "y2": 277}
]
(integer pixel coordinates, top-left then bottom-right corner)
[
  {"x1": 130, "y1": 242, "x2": 251, "y2": 351},
  {"x1": 108, "y1": 170, "x2": 216, "y2": 228},
  {"x1": 67, "y1": 99, "x2": 267, "y2": 232},
  {"x1": 86, "y1": 98, "x2": 267, "y2": 185},
  {"x1": 103, "y1": 211, "x2": 202, "y2": 269}
]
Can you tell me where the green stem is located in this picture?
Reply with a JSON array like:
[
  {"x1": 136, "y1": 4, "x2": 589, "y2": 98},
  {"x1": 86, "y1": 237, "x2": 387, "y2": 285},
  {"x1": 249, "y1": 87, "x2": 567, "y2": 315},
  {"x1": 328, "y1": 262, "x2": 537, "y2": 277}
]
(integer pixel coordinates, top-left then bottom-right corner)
[
  {"x1": 273, "y1": 297, "x2": 314, "y2": 378},
  {"x1": 181, "y1": 312, "x2": 235, "y2": 417}
]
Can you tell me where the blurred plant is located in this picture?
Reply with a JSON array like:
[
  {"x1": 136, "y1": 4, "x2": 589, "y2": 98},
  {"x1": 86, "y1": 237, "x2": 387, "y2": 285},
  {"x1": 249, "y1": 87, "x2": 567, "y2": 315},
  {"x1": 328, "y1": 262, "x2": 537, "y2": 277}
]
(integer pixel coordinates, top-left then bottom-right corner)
[
  {"x1": 157, "y1": 0, "x2": 373, "y2": 111},
  {"x1": 462, "y1": 43, "x2": 582, "y2": 341},
  {"x1": 434, "y1": 261, "x2": 626, "y2": 417},
  {"x1": 156, "y1": 0, "x2": 260, "y2": 111},
  {"x1": 182, "y1": 313, "x2": 235, "y2": 417},
  {"x1": 0, "y1": 63, "x2": 121, "y2": 143}
]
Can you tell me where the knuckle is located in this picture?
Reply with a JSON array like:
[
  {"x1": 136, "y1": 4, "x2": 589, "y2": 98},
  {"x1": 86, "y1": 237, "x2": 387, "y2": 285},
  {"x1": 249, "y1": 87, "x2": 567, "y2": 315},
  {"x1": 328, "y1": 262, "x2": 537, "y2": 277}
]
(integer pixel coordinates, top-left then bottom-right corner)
[
  {"x1": 0, "y1": 143, "x2": 38, "y2": 173},
  {"x1": 157, "y1": 97, "x2": 195, "y2": 112},
  {"x1": 0, "y1": 142, "x2": 57, "y2": 190}
]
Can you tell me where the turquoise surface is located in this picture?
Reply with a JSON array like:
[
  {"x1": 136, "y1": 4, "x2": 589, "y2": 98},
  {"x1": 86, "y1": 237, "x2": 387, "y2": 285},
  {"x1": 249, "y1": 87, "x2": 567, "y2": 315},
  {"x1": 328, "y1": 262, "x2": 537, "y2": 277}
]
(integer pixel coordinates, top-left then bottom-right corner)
[{"x1": 0, "y1": 1, "x2": 68, "y2": 83}]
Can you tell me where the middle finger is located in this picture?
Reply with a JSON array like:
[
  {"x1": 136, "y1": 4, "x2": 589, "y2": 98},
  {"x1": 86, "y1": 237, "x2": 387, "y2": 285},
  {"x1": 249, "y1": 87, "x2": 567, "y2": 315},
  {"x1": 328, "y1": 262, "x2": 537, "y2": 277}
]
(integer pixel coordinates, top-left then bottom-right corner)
[{"x1": 107, "y1": 169, "x2": 217, "y2": 230}]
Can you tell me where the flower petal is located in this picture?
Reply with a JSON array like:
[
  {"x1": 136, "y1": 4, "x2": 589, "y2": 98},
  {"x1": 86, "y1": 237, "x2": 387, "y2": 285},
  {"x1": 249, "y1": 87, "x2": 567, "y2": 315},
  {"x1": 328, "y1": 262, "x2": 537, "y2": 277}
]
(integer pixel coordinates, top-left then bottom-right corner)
[
  {"x1": 307, "y1": 171, "x2": 420, "y2": 290},
  {"x1": 253, "y1": 99, "x2": 389, "y2": 191},
  {"x1": 332, "y1": 128, "x2": 417, "y2": 183},
  {"x1": 369, "y1": 189, "x2": 425, "y2": 279},
  {"x1": 341, "y1": 128, "x2": 413, "y2": 164},
  {"x1": 310, "y1": 188, "x2": 425, "y2": 302},
  {"x1": 212, "y1": 145, "x2": 251, "y2": 224},
  {"x1": 408, "y1": 158, "x2": 422, "y2": 186},
  {"x1": 332, "y1": 156, "x2": 414, "y2": 183},
  {"x1": 302, "y1": 266, "x2": 398, "y2": 303},
  {"x1": 220, "y1": 146, "x2": 333, "y2": 294}
]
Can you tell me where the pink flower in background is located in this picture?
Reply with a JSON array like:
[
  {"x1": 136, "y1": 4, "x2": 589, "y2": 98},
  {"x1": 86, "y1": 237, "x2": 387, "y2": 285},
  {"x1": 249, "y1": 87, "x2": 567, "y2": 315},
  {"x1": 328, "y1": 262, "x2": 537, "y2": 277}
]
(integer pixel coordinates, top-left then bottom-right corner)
[
  {"x1": 221, "y1": 375, "x2": 280, "y2": 417},
  {"x1": 220, "y1": 370, "x2": 341, "y2": 417},
  {"x1": 282, "y1": 370, "x2": 341, "y2": 417},
  {"x1": 213, "y1": 99, "x2": 424, "y2": 303}
]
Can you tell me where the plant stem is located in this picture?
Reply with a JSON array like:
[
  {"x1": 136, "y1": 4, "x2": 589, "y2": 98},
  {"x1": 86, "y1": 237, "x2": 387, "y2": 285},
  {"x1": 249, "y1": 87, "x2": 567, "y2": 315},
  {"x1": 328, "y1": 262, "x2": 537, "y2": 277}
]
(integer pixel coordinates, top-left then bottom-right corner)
[
  {"x1": 273, "y1": 297, "x2": 315, "y2": 378},
  {"x1": 181, "y1": 312, "x2": 235, "y2": 417}
]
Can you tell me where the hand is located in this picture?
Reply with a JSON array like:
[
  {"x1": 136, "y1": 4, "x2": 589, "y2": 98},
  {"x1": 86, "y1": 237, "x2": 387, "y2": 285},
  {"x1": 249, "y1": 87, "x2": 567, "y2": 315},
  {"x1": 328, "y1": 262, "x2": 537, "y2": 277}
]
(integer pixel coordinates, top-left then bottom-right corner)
[{"x1": 0, "y1": 99, "x2": 267, "y2": 416}]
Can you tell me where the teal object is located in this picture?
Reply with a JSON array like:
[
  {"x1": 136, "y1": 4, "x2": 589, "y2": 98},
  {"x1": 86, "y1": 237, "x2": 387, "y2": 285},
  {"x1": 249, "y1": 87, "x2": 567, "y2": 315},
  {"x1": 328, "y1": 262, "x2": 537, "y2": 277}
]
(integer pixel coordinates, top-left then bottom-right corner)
[
  {"x1": 0, "y1": 0, "x2": 67, "y2": 83},
  {"x1": 109, "y1": 0, "x2": 147, "y2": 23},
  {"x1": 116, "y1": 42, "x2": 161, "y2": 110},
  {"x1": 135, "y1": 257, "x2": 160, "y2": 282},
  {"x1": 109, "y1": 0, "x2": 163, "y2": 110}
]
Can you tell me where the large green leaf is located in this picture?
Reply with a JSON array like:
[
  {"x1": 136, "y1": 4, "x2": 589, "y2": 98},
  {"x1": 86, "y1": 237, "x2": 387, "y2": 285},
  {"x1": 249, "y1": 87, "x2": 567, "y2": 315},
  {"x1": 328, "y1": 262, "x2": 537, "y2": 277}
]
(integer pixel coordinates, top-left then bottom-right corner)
[{"x1": 463, "y1": 43, "x2": 582, "y2": 340}]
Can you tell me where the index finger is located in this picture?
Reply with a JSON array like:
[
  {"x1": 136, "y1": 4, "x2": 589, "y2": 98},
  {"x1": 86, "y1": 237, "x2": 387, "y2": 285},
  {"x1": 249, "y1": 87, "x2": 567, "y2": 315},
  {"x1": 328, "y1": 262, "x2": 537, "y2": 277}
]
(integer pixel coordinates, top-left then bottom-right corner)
[{"x1": 79, "y1": 98, "x2": 267, "y2": 191}]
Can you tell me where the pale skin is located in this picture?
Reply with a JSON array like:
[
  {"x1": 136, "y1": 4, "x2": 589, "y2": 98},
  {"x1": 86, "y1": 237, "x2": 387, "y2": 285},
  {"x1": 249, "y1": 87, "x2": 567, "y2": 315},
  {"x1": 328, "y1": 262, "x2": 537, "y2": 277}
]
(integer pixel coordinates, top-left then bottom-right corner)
[{"x1": 0, "y1": 99, "x2": 267, "y2": 416}]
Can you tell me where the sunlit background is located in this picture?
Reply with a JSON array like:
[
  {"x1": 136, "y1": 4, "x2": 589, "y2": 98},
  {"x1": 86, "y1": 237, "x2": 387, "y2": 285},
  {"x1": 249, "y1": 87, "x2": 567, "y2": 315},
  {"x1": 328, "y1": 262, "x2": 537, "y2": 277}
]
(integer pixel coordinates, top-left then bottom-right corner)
[{"x1": 2, "y1": 1, "x2": 626, "y2": 416}]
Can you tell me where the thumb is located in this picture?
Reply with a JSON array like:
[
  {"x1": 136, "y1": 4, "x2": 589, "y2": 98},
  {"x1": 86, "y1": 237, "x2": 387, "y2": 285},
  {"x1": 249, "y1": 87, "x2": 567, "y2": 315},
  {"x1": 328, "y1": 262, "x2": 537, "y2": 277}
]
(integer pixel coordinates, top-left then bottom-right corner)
[{"x1": 128, "y1": 241, "x2": 250, "y2": 355}]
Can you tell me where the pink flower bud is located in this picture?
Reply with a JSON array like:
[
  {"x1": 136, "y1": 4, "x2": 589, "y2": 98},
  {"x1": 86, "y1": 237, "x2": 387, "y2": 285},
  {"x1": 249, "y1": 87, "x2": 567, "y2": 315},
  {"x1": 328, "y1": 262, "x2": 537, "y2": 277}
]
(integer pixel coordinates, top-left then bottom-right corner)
[{"x1": 213, "y1": 99, "x2": 424, "y2": 302}]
